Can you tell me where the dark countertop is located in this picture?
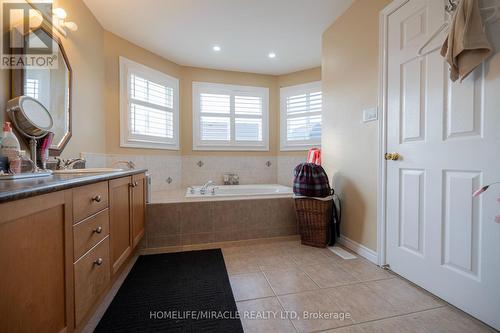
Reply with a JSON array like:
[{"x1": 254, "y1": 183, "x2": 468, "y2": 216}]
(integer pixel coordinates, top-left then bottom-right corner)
[{"x1": 0, "y1": 169, "x2": 147, "y2": 204}]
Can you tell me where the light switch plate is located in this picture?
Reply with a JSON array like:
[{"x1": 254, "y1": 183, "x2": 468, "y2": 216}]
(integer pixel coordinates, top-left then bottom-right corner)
[{"x1": 363, "y1": 107, "x2": 378, "y2": 122}]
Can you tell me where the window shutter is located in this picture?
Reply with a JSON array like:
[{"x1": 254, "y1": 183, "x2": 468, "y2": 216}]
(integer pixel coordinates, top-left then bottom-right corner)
[
  {"x1": 199, "y1": 93, "x2": 231, "y2": 141},
  {"x1": 193, "y1": 82, "x2": 269, "y2": 150},
  {"x1": 25, "y1": 78, "x2": 39, "y2": 99},
  {"x1": 235, "y1": 95, "x2": 263, "y2": 141},
  {"x1": 285, "y1": 91, "x2": 322, "y2": 142},
  {"x1": 129, "y1": 74, "x2": 174, "y2": 139}
]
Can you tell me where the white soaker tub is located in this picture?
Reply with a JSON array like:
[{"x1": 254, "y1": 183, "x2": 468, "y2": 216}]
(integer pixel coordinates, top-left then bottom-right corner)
[{"x1": 186, "y1": 184, "x2": 293, "y2": 198}]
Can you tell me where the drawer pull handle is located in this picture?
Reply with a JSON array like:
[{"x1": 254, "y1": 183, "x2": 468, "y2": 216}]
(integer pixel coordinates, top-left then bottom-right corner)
[
  {"x1": 94, "y1": 258, "x2": 104, "y2": 266},
  {"x1": 93, "y1": 226, "x2": 103, "y2": 234},
  {"x1": 129, "y1": 182, "x2": 138, "y2": 188},
  {"x1": 91, "y1": 195, "x2": 102, "y2": 203}
]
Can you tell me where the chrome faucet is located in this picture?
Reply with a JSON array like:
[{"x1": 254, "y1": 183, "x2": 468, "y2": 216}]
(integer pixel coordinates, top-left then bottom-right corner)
[
  {"x1": 55, "y1": 157, "x2": 86, "y2": 170},
  {"x1": 200, "y1": 180, "x2": 214, "y2": 195}
]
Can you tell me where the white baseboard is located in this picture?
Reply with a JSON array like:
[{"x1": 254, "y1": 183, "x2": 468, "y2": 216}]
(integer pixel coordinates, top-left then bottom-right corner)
[{"x1": 337, "y1": 235, "x2": 379, "y2": 265}]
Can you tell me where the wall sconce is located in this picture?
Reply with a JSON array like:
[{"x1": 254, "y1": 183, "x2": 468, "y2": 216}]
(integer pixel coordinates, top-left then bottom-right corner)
[{"x1": 52, "y1": 7, "x2": 78, "y2": 35}]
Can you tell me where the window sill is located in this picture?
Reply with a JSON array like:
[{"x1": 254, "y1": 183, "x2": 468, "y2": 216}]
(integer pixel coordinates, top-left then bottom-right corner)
[
  {"x1": 193, "y1": 144, "x2": 269, "y2": 152},
  {"x1": 121, "y1": 140, "x2": 179, "y2": 150}
]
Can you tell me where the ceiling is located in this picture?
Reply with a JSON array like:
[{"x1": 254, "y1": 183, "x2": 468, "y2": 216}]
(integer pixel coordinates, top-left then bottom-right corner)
[{"x1": 83, "y1": 0, "x2": 353, "y2": 75}]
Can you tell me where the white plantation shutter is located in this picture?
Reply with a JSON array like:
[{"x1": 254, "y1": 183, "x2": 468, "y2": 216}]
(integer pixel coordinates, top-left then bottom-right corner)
[
  {"x1": 193, "y1": 82, "x2": 269, "y2": 150},
  {"x1": 129, "y1": 74, "x2": 174, "y2": 138},
  {"x1": 120, "y1": 57, "x2": 179, "y2": 149},
  {"x1": 280, "y1": 81, "x2": 322, "y2": 150},
  {"x1": 200, "y1": 93, "x2": 231, "y2": 141},
  {"x1": 25, "y1": 78, "x2": 39, "y2": 99}
]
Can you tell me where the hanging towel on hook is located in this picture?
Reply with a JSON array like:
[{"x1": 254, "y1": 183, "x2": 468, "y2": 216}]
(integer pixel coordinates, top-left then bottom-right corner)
[{"x1": 441, "y1": 0, "x2": 492, "y2": 82}]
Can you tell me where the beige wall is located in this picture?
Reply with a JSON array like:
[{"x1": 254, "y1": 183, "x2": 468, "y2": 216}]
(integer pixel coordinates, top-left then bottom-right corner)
[
  {"x1": 0, "y1": 0, "x2": 106, "y2": 158},
  {"x1": 0, "y1": 0, "x2": 320, "y2": 160},
  {"x1": 104, "y1": 30, "x2": 320, "y2": 157},
  {"x1": 180, "y1": 66, "x2": 279, "y2": 156},
  {"x1": 103, "y1": 31, "x2": 181, "y2": 156},
  {"x1": 321, "y1": 0, "x2": 390, "y2": 251}
]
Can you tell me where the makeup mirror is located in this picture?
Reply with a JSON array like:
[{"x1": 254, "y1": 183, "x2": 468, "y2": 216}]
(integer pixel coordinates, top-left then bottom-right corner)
[{"x1": 6, "y1": 96, "x2": 53, "y2": 165}]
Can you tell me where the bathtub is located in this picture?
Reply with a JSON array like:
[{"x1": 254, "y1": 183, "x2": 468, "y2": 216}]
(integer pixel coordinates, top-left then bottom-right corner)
[{"x1": 186, "y1": 184, "x2": 293, "y2": 198}]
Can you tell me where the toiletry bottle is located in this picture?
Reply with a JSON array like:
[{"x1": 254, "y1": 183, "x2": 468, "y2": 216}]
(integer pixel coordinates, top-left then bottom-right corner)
[
  {"x1": 1, "y1": 122, "x2": 21, "y2": 172},
  {"x1": 8, "y1": 150, "x2": 22, "y2": 174}
]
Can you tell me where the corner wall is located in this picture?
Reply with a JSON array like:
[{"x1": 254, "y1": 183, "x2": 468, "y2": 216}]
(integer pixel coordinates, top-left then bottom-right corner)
[
  {"x1": 321, "y1": 0, "x2": 390, "y2": 251},
  {"x1": 0, "y1": 0, "x2": 320, "y2": 189},
  {"x1": 0, "y1": 0, "x2": 106, "y2": 158}
]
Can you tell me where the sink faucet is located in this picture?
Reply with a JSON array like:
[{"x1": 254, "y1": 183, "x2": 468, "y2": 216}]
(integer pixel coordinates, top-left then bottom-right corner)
[
  {"x1": 200, "y1": 180, "x2": 214, "y2": 195},
  {"x1": 55, "y1": 157, "x2": 86, "y2": 170}
]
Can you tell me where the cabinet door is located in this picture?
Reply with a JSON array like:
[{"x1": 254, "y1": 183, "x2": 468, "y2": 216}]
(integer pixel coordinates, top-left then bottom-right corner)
[
  {"x1": 0, "y1": 191, "x2": 74, "y2": 333},
  {"x1": 131, "y1": 173, "x2": 146, "y2": 248},
  {"x1": 109, "y1": 176, "x2": 132, "y2": 275}
]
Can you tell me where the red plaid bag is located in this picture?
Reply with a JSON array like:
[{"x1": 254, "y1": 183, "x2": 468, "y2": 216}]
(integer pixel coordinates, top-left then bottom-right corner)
[{"x1": 293, "y1": 163, "x2": 333, "y2": 198}]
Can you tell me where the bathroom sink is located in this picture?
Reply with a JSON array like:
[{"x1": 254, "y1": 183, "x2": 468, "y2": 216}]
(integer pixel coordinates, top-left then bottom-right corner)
[{"x1": 52, "y1": 168, "x2": 125, "y2": 174}]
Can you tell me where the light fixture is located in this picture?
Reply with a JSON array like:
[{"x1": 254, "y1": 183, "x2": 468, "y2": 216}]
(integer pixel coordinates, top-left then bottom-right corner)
[
  {"x1": 52, "y1": 8, "x2": 67, "y2": 19},
  {"x1": 63, "y1": 21, "x2": 78, "y2": 32},
  {"x1": 268, "y1": 52, "x2": 276, "y2": 58},
  {"x1": 212, "y1": 45, "x2": 221, "y2": 52},
  {"x1": 51, "y1": 7, "x2": 78, "y2": 35}
]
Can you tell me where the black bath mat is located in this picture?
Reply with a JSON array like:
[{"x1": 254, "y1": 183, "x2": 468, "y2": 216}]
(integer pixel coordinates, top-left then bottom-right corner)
[{"x1": 95, "y1": 249, "x2": 243, "y2": 333}]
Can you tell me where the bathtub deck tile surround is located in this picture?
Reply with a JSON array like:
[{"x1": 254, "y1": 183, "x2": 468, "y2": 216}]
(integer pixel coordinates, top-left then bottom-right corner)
[{"x1": 145, "y1": 197, "x2": 298, "y2": 250}]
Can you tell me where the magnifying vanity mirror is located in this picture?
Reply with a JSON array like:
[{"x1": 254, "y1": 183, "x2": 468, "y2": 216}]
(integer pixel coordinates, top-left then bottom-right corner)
[
  {"x1": 7, "y1": 96, "x2": 53, "y2": 168},
  {"x1": 11, "y1": 25, "x2": 72, "y2": 156}
]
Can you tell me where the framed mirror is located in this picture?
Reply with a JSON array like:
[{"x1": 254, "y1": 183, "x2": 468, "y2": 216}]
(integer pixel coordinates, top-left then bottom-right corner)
[{"x1": 11, "y1": 26, "x2": 72, "y2": 156}]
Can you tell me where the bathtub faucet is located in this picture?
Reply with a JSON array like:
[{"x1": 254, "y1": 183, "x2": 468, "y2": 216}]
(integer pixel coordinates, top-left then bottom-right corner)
[{"x1": 200, "y1": 180, "x2": 215, "y2": 195}]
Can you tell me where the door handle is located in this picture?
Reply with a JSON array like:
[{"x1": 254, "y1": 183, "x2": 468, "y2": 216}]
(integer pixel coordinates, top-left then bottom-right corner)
[{"x1": 385, "y1": 152, "x2": 401, "y2": 161}]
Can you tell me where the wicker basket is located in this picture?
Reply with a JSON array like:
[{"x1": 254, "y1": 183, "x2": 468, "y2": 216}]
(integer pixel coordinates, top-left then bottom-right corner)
[{"x1": 294, "y1": 198, "x2": 333, "y2": 248}]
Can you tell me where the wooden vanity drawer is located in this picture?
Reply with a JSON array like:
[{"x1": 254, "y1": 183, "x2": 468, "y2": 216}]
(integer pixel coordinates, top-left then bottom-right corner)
[
  {"x1": 73, "y1": 181, "x2": 109, "y2": 222},
  {"x1": 74, "y1": 237, "x2": 110, "y2": 326},
  {"x1": 73, "y1": 208, "x2": 109, "y2": 261}
]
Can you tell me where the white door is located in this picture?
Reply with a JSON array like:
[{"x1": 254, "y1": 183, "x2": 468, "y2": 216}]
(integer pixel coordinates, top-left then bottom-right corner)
[{"x1": 385, "y1": 0, "x2": 500, "y2": 329}]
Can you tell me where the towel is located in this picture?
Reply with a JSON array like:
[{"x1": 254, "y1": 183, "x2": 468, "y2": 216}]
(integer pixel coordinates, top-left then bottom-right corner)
[{"x1": 441, "y1": 0, "x2": 492, "y2": 82}]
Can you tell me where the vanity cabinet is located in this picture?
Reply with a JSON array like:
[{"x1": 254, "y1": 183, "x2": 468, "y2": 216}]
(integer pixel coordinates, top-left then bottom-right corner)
[
  {"x1": 131, "y1": 173, "x2": 146, "y2": 248},
  {"x1": 109, "y1": 176, "x2": 133, "y2": 275},
  {"x1": 109, "y1": 174, "x2": 146, "y2": 275},
  {"x1": 0, "y1": 191, "x2": 74, "y2": 333},
  {"x1": 0, "y1": 171, "x2": 146, "y2": 332}
]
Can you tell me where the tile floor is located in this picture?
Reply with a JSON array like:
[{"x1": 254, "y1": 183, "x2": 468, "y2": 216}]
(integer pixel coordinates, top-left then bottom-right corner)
[
  {"x1": 225, "y1": 240, "x2": 495, "y2": 333},
  {"x1": 84, "y1": 238, "x2": 495, "y2": 333}
]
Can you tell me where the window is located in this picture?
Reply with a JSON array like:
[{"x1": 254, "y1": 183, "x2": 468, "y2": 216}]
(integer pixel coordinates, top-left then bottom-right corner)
[
  {"x1": 192, "y1": 82, "x2": 269, "y2": 151},
  {"x1": 119, "y1": 57, "x2": 179, "y2": 149},
  {"x1": 25, "y1": 78, "x2": 39, "y2": 99},
  {"x1": 280, "y1": 81, "x2": 322, "y2": 150}
]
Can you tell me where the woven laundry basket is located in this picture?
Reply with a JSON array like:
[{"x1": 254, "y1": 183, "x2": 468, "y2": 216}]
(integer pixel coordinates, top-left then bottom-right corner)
[{"x1": 294, "y1": 196, "x2": 333, "y2": 248}]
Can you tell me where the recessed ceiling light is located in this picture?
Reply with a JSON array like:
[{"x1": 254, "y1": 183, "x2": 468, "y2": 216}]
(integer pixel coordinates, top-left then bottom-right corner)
[
  {"x1": 212, "y1": 45, "x2": 221, "y2": 52},
  {"x1": 268, "y1": 52, "x2": 276, "y2": 58}
]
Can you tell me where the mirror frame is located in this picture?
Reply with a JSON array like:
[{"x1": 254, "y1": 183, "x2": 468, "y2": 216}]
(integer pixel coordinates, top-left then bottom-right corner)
[{"x1": 11, "y1": 25, "x2": 73, "y2": 157}]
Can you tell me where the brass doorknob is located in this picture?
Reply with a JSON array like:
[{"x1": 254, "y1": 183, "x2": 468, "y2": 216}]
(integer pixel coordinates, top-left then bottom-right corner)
[{"x1": 385, "y1": 153, "x2": 400, "y2": 161}]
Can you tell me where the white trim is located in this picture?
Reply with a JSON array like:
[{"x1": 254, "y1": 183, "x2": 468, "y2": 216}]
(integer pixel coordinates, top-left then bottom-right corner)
[
  {"x1": 280, "y1": 81, "x2": 322, "y2": 151},
  {"x1": 337, "y1": 235, "x2": 379, "y2": 265},
  {"x1": 377, "y1": 0, "x2": 409, "y2": 267},
  {"x1": 192, "y1": 81, "x2": 269, "y2": 151},
  {"x1": 119, "y1": 56, "x2": 180, "y2": 150}
]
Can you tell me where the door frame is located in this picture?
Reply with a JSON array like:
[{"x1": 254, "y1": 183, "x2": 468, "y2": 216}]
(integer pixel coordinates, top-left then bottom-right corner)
[{"x1": 377, "y1": 0, "x2": 410, "y2": 266}]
